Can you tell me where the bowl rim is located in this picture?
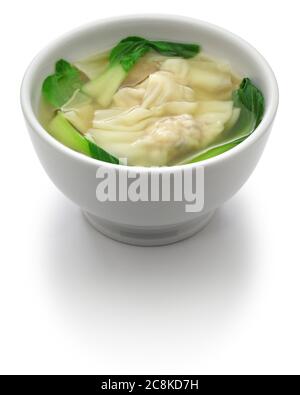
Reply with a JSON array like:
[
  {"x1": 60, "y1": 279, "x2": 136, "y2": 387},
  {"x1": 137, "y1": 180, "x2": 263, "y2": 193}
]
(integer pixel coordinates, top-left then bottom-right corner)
[{"x1": 20, "y1": 14, "x2": 279, "y2": 173}]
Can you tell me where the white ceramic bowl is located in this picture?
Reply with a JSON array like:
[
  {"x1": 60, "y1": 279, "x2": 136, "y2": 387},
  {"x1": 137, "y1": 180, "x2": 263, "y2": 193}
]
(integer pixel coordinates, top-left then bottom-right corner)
[{"x1": 21, "y1": 15, "x2": 279, "y2": 246}]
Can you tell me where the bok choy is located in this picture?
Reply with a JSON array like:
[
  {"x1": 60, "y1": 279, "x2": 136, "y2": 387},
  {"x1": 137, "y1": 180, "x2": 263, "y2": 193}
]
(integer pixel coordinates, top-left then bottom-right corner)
[
  {"x1": 42, "y1": 60, "x2": 84, "y2": 108},
  {"x1": 182, "y1": 78, "x2": 265, "y2": 164},
  {"x1": 82, "y1": 36, "x2": 200, "y2": 107},
  {"x1": 48, "y1": 113, "x2": 119, "y2": 164},
  {"x1": 40, "y1": 37, "x2": 264, "y2": 166}
]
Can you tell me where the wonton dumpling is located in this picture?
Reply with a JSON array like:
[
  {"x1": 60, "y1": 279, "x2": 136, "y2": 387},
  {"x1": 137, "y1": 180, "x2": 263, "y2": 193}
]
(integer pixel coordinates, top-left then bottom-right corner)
[
  {"x1": 121, "y1": 53, "x2": 160, "y2": 87},
  {"x1": 160, "y1": 54, "x2": 241, "y2": 99},
  {"x1": 61, "y1": 90, "x2": 95, "y2": 133},
  {"x1": 188, "y1": 53, "x2": 240, "y2": 81},
  {"x1": 113, "y1": 87, "x2": 146, "y2": 108},
  {"x1": 91, "y1": 108, "x2": 123, "y2": 120},
  {"x1": 94, "y1": 100, "x2": 201, "y2": 132},
  {"x1": 142, "y1": 71, "x2": 195, "y2": 108},
  {"x1": 153, "y1": 101, "x2": 198, "y2": 116},
  {"x1": 188, "y1": 65, "x2": 232, "y2": 92},
  {"x1": 195, "y1": 100, "x2": 233, "y2": 116},
  {"x1": 87, "y1": 130, "x2": 145, "y2": 144},
  {"x1": 88, "y1": 99, "x2": 234, "y2": 166},
  {"x1": 160, "y1": 58, "x2": 190, "y2": 84},
  {"x1": 89, "y1": 113, "x2": 228, "y2": 166},
  {"x1": 112, "y1": 69, "x2": 195, "y2": 109},
  {"x1": 132, "y1": 115, "x2": 204, "y2": 165},
  {"x1": 78, "y1": 50, "x2": 241, "y2": 166},
  {"x1": 93, "y1": 106, "x2": 156, "y2": 132}
]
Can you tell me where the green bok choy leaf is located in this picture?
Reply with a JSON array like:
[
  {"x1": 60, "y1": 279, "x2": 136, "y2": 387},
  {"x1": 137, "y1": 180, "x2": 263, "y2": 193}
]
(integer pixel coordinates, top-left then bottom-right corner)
[
  {"x1": 42, "y1": 60, "x2": 84, "y2": 108},
  {"x1": 48, "y1": 112, "x2": 119, "y2": 164},
  {"x1": 82, "y1": 36, "x2": 200, "y2": 107},
  {"x1": 182, "y1": 78, "x2": 265, "y2": 164}
]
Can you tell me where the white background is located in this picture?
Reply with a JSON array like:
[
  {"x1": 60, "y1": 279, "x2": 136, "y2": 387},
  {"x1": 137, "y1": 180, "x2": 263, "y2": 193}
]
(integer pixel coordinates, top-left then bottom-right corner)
[{"x1": 0, "y1": 1, "x2": 299, "y2": 375}]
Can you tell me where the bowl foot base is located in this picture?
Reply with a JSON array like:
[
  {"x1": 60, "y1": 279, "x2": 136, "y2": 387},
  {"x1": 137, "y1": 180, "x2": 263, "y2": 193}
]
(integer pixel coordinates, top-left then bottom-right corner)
[{"x1": 83, "y1": 210, "x2": 215, "y2": 246}]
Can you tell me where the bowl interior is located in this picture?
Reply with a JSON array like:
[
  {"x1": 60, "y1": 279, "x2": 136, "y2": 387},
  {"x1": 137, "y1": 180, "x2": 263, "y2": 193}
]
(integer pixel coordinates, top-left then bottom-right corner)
[
  {"x1": 23, "y1": 15, "x2": 278, "y2": 171},
  {"x1": 28, "y1": 16, "x2": 275, "y2": 114}
]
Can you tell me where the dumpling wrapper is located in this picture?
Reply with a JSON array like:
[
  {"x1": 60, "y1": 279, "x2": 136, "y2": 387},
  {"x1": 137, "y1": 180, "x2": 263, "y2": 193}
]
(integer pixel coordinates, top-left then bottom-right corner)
[
  {"x1": 121, "y1": 53, "x2": 160, "y2": 87},
  {"x1": 113, "y1": 70, "x2": 196, "y2": 109},
  {"x1": 61, "y1": 90, "x2": 95, "y2": 133},
  {"x1": 160, "y1": 55, "x2": 241, "y2": 96},
  {"x1": 142, "y1": 71, "x2": 195, "y2": 108},
  {"x1": 74, "y1": 50, "x2": 241, "y2": 165},
  {"x1": 88, "y1": 100, "x2": 234, "y2": 166},
  {"x1": 113, "y1": 87, "x2": 146, "y2": 108}
]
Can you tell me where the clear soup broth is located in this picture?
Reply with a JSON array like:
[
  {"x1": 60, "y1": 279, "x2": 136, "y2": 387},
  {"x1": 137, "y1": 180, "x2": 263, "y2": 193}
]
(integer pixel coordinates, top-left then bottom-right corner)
[{"x1": 39, "y1": 37, "x2": 264, "y2": 166}]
